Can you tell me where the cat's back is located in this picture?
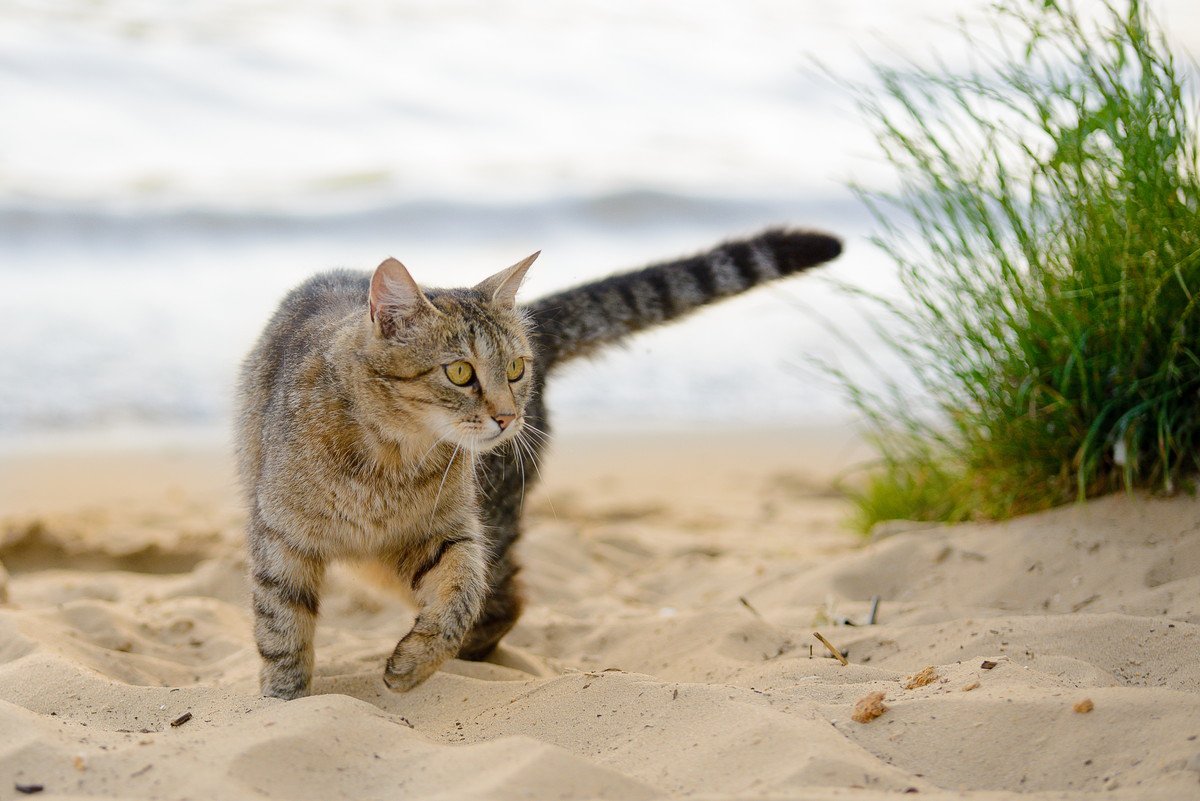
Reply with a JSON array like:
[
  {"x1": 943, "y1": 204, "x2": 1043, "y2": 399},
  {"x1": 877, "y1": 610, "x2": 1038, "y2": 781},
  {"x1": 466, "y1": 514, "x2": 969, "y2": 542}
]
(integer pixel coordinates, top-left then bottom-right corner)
[
  {"x1": 235, "y1": 269, "x2": 368, "y2": 484},
  {"x1": 249, "y1": 269, "x2": 368, "y2": 362}
]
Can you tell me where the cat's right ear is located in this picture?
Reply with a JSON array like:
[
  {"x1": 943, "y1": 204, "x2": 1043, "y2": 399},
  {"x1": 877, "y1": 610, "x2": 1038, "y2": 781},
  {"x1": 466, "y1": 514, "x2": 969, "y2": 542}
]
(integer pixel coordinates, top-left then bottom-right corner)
[
  {"x1": 475, "y1": 251, "x2": 540, "y2": 309},
  {"x1": 369, "y1": 258, "x2": 436, "y2": 335}
]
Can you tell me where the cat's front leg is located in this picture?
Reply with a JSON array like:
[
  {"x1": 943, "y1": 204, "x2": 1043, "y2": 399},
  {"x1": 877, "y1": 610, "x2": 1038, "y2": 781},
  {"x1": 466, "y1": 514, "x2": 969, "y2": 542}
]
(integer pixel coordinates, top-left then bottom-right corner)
[
  {"x1": 383, "y1": 526, "x2": 488, "y2": 691},
  {"x1": 457, "y1": 549, "x2": 523, "y2": 660},
  {"x1": 248, "y1": 520, "x2": 326, "y2": 700}
]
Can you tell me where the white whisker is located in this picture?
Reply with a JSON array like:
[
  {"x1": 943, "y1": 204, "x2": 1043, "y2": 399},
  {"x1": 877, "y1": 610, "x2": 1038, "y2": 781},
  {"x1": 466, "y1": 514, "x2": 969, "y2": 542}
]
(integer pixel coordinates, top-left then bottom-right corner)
[
  {"x1": 468, "y1": 444, "x2": 481, "y2": 493},
  {"x1": 513, "y1": 433, "x2": 527, "y2": 513},
  {"x1": 520, "y1": 422, "x2": 551, "y2": 447},
  {"x1": 518, "y1": 431, "x2": 547, "y2": 482},
  {"x1": 413, "y1": 436, "x2": 444, "y2": 473},
  {"x1": 430, "y1": 442, "x2": 461, "y2": 526},
  {"x1": 515, "y1": 430, "x2": 556, "y2": 520}
]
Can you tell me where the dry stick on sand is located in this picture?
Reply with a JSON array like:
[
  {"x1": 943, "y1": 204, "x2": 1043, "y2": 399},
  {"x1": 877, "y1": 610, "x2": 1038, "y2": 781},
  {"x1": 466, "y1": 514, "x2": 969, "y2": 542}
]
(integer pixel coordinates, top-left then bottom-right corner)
[
  {"x1": 813, "y1": 632, "x2": 849, "y2": 666},
  {"x1": 738, "y1": 596, "x2": 764, "y2": 619}
]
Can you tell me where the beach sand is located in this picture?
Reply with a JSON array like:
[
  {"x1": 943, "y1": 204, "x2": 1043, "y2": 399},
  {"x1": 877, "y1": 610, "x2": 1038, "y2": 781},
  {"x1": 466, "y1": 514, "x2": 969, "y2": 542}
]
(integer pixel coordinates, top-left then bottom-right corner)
[{"x1": 1, "y1": 426, "x2": 1197, "y2": 800}]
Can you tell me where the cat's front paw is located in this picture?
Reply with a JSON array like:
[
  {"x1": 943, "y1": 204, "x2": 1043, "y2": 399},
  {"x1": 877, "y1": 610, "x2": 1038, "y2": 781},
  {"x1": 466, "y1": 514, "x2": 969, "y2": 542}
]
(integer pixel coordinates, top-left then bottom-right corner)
[{"x1": 383, "y1": 631, "x2": 452, "y2": 692}]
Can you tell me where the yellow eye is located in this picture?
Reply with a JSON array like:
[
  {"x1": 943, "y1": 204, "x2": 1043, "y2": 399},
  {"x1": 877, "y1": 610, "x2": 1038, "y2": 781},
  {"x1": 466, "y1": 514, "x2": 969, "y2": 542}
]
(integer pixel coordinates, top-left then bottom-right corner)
[
  {"x1": 444, "y1": 360, "x2": 475, "y2": 386},
  {"x1": 506, "y1": 357, "x2": 525, "y2": 381}
]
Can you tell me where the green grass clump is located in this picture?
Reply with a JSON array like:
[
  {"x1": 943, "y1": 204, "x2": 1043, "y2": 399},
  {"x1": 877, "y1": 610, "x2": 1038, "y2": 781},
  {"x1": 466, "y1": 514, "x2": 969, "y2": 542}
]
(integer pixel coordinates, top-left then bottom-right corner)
[{"x1": 841, "y1": 0, "x2": 1200, "y2": 531}]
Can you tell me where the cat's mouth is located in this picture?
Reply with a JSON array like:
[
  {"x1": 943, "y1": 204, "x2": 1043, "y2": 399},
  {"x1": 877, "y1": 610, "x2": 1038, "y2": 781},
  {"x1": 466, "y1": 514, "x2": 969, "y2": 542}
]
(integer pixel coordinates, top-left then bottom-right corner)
[
  {"x1": 477, "y1": 426, "x2": 519, "y2": 449},
  {"x1": 453, "y1": 419, "x2": 522, "y2": 452}
]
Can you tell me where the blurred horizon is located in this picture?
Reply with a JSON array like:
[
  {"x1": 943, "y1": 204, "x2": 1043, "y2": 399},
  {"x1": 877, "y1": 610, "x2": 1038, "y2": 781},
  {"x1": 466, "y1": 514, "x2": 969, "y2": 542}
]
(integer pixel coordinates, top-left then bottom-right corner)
[{"x1": 1, "y1": 0, "x2": 1197, "y2": 442}]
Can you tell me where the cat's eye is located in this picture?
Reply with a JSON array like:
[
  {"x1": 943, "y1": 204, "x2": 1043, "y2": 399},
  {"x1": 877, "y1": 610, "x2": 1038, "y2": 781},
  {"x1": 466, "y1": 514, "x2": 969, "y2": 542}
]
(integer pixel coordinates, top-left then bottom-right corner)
[
  {"x1": 506, "y1": 357, "x2": 526, "y2": 382},
  {"x1": 444, "y1": 360, "x2": 476, "y2": 386}
]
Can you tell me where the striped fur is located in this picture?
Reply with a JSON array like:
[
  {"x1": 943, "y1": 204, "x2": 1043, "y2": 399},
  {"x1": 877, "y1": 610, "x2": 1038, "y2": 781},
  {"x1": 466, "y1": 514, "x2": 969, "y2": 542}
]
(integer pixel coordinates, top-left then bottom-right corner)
[
  {"x1": 238, "y1": 228, "x2": 842, "y2": 696},
  {"x1": 526, "y1": 228, "x2": 841, "y2": 367},
  {"x1": 464, "y1": 228, "x2": 841, "y2": 658},
  {"x1": 238, "y1": 256, "x2": 535, "y2": 699}
]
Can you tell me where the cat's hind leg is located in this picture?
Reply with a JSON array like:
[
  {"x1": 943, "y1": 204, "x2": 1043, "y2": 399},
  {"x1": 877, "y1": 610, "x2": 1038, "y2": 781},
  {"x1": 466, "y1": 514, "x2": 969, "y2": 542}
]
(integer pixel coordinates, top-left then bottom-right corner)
[
  {"x1": 248, "y1": 519, "x2": 326, "y2": 700},
  {"x1": 383, "y1": 529, "x2": 488, "y2": 691}
]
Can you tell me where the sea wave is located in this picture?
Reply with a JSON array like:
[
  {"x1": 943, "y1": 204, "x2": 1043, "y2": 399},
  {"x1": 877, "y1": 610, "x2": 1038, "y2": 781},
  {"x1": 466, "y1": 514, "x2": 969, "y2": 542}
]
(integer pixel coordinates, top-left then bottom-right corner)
[
  {"x1": 0, "y1": 191, "x2": 862, "y2": 254},
  {"x1": 0, "y1": 189, "x2": 871, "y2": 438}
]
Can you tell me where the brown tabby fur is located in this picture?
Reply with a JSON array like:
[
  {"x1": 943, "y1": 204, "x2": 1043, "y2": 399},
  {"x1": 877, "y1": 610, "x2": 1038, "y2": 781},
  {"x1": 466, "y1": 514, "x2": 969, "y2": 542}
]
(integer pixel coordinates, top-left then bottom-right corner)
[
  {"x1": 238, "y1": 228, "x2": 843, "y2": 699},
  {"x1": 237, "y1": 255, "x2": 538, "y2": 699}
]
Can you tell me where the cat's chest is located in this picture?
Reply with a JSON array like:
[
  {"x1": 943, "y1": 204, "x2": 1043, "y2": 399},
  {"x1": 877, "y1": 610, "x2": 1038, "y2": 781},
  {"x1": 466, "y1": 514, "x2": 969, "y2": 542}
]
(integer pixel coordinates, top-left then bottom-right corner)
[{"x1": 315, "y1": 462, "x2": 467, "y2": 552}]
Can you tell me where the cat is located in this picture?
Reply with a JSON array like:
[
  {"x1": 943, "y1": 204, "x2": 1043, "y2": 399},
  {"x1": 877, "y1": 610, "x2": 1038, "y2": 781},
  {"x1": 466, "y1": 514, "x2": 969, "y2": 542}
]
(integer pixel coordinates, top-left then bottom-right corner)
[{"x1": 237, "y1": 227, "x2": 841, "y2": 699}]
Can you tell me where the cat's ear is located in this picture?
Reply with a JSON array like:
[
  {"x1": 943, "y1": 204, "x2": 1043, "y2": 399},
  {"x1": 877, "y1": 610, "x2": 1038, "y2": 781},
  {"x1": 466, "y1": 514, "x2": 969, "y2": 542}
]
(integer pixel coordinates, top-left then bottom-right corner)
[
  {"x1": 475, "y1": 251, "x2": 540, "y2": 308},
  {"x1": 369, "y1": 258, "x2": 436, "y2": 332}
]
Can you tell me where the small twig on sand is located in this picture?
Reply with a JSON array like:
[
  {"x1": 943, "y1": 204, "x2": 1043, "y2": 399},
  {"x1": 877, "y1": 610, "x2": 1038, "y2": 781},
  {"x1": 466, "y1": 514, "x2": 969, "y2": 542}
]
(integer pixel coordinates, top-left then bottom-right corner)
[
  {"x1": 813, "y1": 632, "x2": 849, "y2": 666},
  {"x1": 866, "y1": 596, "x2": 881, "y2": 625},
  {"x1": 738, "y1": 596, "x2": 763, "y2": 619}
]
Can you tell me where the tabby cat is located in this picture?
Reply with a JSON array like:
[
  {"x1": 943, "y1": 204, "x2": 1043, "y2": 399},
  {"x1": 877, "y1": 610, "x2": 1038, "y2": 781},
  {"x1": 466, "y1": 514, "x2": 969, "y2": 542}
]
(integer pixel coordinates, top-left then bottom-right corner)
[{"x1": 237, "y1": 228, "x2": 841, "y2": 699}]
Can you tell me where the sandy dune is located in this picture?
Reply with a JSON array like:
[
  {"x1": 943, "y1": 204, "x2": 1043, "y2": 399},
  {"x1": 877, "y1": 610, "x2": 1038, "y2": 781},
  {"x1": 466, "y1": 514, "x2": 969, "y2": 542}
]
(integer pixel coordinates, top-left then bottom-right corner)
[{"x1": 1, "y1": 428, "x2": 1198, "y2": 800}]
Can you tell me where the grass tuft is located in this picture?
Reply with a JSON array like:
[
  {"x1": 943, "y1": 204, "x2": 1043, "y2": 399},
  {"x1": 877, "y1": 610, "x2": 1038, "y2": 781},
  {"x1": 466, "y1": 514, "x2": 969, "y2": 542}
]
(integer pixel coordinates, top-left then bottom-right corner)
[{"x1": 838, "y1": 0, "x2": 1200, "y2": 531}]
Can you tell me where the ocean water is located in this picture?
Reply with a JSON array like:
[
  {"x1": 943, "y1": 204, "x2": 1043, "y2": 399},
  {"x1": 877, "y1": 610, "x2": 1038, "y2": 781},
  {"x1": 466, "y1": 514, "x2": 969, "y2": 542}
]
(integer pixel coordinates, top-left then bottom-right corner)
[{"x1": 1, "y1": 0, "x2": 1197, "y2": 441}]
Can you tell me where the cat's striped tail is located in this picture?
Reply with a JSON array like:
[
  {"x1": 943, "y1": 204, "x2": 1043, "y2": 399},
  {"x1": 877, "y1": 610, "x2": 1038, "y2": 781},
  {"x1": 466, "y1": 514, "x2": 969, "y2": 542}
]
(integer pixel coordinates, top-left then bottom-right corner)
[{"x1": 525, "y1": 228, "x2": 842, "y2": 370}]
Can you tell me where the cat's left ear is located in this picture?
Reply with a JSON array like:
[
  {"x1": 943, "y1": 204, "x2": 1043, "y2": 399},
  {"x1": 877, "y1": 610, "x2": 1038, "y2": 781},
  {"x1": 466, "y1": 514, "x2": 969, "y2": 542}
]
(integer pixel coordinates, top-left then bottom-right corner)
[{"x1": 475, "y1": 251, "x2": 540, "y2": 308}]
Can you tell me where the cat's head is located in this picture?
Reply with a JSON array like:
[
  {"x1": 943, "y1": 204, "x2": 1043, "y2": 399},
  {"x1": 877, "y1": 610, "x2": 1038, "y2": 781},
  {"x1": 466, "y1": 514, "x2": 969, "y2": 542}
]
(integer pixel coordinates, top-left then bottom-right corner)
[{"x1": 352, "y1": 253, "x2": 539, "y2": 453}]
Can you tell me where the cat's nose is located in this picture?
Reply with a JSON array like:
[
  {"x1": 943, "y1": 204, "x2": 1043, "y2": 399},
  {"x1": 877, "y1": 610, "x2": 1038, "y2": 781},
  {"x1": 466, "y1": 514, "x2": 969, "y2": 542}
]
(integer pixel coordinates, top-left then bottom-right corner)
[{"x1": 492, "y1": 413, "x2": 516, "y2": 431}]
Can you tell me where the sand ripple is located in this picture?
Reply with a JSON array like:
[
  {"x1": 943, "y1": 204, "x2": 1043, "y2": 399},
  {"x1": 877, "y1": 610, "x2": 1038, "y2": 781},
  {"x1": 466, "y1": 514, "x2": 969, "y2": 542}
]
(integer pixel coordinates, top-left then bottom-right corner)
[{"x1": 2, "y1": 470, "x2": 1199, "y2": 799}]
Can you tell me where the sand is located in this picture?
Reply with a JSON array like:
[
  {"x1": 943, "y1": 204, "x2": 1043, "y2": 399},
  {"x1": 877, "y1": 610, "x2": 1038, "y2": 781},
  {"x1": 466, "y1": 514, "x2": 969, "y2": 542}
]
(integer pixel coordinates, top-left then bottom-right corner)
[{"x1": 1, "y1": 426, "x2": 1198, "y2": 800}]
